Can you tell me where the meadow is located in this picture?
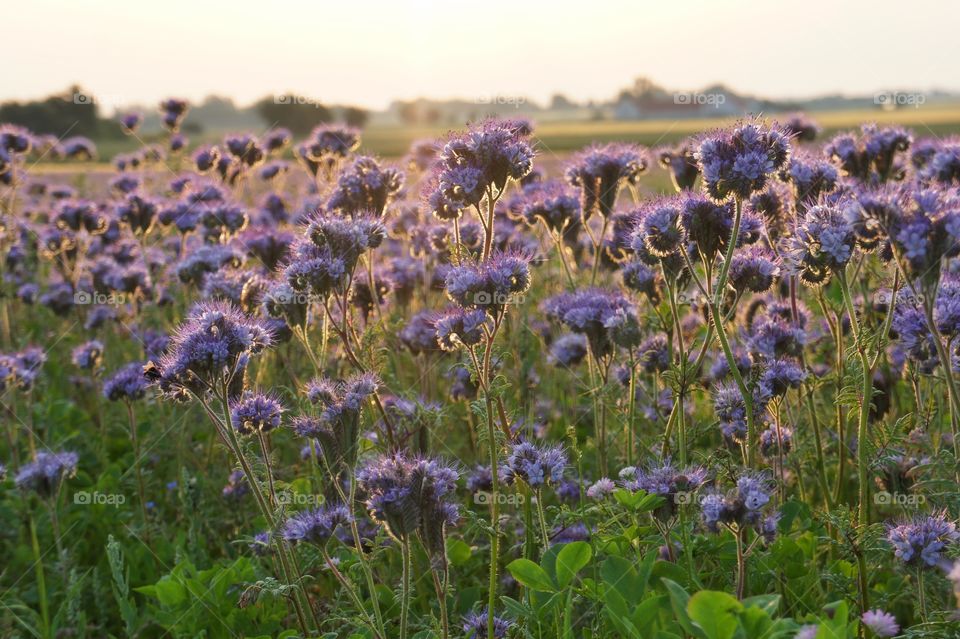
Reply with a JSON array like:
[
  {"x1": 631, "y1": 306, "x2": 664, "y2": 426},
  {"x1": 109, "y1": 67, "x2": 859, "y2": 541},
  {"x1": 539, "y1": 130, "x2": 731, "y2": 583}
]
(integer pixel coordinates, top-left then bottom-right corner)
[{"x1": 1, "y1": 103, "x2": 960, "y2": 639}]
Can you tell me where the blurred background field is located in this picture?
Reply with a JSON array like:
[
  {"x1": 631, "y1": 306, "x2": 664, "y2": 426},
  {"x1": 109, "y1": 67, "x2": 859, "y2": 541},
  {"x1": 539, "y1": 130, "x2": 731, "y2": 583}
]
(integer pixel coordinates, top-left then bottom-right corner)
[{"x1": 28, "y1": 104, "x2": 960, "y2": 174}]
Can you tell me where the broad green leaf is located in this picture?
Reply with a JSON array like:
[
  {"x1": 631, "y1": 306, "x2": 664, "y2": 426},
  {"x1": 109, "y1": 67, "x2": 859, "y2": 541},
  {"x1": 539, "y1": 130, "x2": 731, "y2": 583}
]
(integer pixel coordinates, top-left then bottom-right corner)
[
  {"x1": 555, "y1": 541, "x2": 592, "y2": 589},
  {"x1": 154, "y1": 579, "x2": 186, "y2": 606},
  {"x1": 506, "y1": 558, "x2": 556, "y2": 592},
  {"x1": 687, "y1": 590, "x2": 743, "y2": 639}
]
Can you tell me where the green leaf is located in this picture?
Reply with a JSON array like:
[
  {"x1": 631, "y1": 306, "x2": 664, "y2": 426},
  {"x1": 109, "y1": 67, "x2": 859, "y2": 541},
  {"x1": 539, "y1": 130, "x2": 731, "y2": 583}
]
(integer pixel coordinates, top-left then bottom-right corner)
[
  {"x1": 661, "y1": 579, "x2": 703, "y2": 639},
  {"x1": 687, "y1": 590, "x2": 743, "y2": 639},
  {"x1": 555, "y1": 541, "x2": 592, "y2": 589},
  {"x1": 154, "y1": 579, "x2": 186, "y2": 606},
  {"x1": 506, "y1": 558, "x2": 556, "y2": 592},
  {"x1": 446, "y1": 538, "x2": 472, "y2": 567}
]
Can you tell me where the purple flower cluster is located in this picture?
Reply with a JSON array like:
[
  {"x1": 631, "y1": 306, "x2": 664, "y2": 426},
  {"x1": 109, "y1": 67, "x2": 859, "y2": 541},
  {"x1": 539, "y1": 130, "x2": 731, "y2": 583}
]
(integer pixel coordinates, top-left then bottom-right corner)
[
  {"x1": 700, "y1": 472, "x2": 778, "y2": 538},
  {"x1": 282, "y1": 503, "x2": 352, "y2": 546},
  {"x1": 357, "y1": 453, "x2": 459, "y2": 560},
  {"x1": 426, "y1": 119, "x2": 534, "y2": 220},
  {"x1": 886, "y1": 511, "x2": 959, "y2": 568},
  {"x1": 565, "y1": 142, "x2": 648, "y2": 218},
  {"x1": 15, "y1": 451, "x2": 79, "y2": 498},
  {"x1": 230, "y1": 391, "x2": 283, "y2": 435},
  {"x1": 695, "y1": 121, "x2": 790, "y2": 201},
  {"x1": 327, "y1": 156, "x2": 404, "y2": 216},
  {"x1": 542, "y1": 289, "x2": 639, "y2": 358},
  {"x1": 146, "y1": 301, "x2": 273, "y2": 400},
  {"x1": 504, "y1": 441, "x2": 567, "y2": 488}
]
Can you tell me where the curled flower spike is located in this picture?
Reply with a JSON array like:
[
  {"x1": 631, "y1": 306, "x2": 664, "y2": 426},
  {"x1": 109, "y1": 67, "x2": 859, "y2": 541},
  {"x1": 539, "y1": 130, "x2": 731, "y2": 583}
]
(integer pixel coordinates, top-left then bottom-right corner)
[
  {"x1": 658, "y1": 144, "x2": 700, "y2": 191},
  {"x1": 282, "y1": 504, "x2": 352, "y2": 545},
  {"x1": 435, "y1": 307, "x2": 488, "y2": 351},
  {"x1": 357, "y1": 453, "x2": 459, "y2": 564},
  {"x1": 145, "y1": 301, "x2": 273, "y2": 400},
  {"x1": 504, "y1": 441, "x2": 567, "y2": 488},
  {"x1": 230, "y1": 391, "x2": 283, "y2": 436},
  {"x1": 886, "y1": 511, "x2": 959, "y2": 568},
  {"x1": 462, "y1": 608, "x2": 510, "y2": 639},
  {"x1": 541, "y1": 288, "x2": 639, "y2": 358},
  {"x1": 71, "y1": 340, "x2": 104, "y2": 371},
  {"x1": 695, "y1": 121, "x2": 790, "y2": 201},
  {"x1": 566, "y1": 142, "x2": 648, "y2": 219},
  {"x1": 15, "y1": 451, "x2": 79, "y2": 498}
]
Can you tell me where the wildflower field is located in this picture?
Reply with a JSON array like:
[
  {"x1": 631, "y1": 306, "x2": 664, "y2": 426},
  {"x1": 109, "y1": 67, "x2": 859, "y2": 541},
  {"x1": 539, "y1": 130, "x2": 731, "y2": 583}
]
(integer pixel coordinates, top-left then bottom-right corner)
[{"x1": 3, "y1": 106, "x2": 960, "y2": 639}]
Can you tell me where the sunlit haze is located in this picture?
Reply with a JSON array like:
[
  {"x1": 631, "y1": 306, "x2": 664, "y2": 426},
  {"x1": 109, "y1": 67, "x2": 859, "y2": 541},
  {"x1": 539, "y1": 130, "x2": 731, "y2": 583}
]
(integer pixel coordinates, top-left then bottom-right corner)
[{"x1": 8, "y1": 0, "x2": 960, "y2": 110}]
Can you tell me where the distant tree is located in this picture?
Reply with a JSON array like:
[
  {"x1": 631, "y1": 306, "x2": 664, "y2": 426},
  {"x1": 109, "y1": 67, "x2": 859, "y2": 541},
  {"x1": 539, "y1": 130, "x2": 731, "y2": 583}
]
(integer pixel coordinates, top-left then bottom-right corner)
[
  {"x1": 550, "y1": 93, "x2": 578, "y2": 110},
  {"x1": 256, "y1": 94, "x2": 331, "y2": 136},
  {"x1": 0, "y1": 85, "x2": 106, "y2": 137},
  {"x1": 397, "y1": 102, "x2": 419, "y2": 125},
  {"x1": 343, "y1": 106, "x2": 369, "y2": 129}
]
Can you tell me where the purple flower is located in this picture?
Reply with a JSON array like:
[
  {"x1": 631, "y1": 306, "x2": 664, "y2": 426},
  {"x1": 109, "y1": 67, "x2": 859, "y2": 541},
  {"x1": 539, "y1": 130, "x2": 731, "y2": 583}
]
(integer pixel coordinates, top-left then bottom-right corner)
[
  {"x1": 700, "y1": 472, "x2": 776, "y2": 532},
  {"x1": 887, "y1": 512, "x2": 959, "y2": 567},
  {"x1": 759, "y1": 358, "x2": 806, "y2": 397},
  {"x1": 298, "y1": 373, "x2": 378, "y2": 469},
  {"x1": 282, "y1": 504, "x2": 352, "y2": 545},
  {"x1": 298, "y1": 125, "x2": 361, "y2": 176},
  {"x1": 729, "y1": 245, "x2": 780, "y2": 293},
  {"x1": 230, "y1": 391, "x2": 283, "y2": 435},
  {"x1": 103, "y1": 362, "x2": 149, "y2": 402},
  {"x1": 145, "y1": 301, "x2": 273, "y2": 400},
  {"x1": 781, "y1": 113, "x2": 820, "y2": 142},
  {"x1": 619, "y1": 460, "x2": 708, "y2": 519},
  {"x1": 15, "y1": 451, "x2": 78, "y2": 498},
  {"x1": 357, "y1": 453, "x2": 459, "y2": 561},
  {"x1": 400, "y1": 310, "x2": 443, "y2": 356},
  {"x1": 550, "y1": 333, "x2": 588, "y2": 367},
  {"x1": 119, "y1": 112, "x2": 142, "y2": 134},
  {"x1": 759, "y1": 425, "x2": 793, "y2": 458},
  {"x1": 634, "y1": 199, "x2": 683, "y2": 258},
  {"x1": 826, "y1": 124, "x2": 911, "y2": 182},
  {"x1": 542, "y1": 289, "x2": 638, "y2": 358},
  {"x1": 444, "y1": 252, "x2": 531, "y2": 312},
  {"x1": 504, "y1": 441, "x2": 567, "y2": 488},
  {"x1": 695, "y1": 121, "x2": 790, "y2": 201},
  {"x1": 71, "y1": 340, "x2": 104, "y2": 371},
  {"x1": 327, "y1": 156, "x2": 404, "y2": 216},
  {"x1": 860, "y1": 610, "x2": 899, "y2": 638},
  {"x1": 786, "y1": 204, "x2": 857, "y2": 286},
  {"x1": 784, "y1": 153, "x2": 839, "y2": 209},
  {"x1": 462, "y1": 608, "x2": 509, "y2": 639},
  {"x1": 435, "y1": 308, "x2": 488, "y2": 351},
  {"x1": 566, "y1": 143, "x2": 648, "y2": 218},
  {"x1": 507, "y1": 179, "x2": 581, "y2": 232},
  {"x1": 658, "y1": 143, "x2": 700, "y2": 191},
  {"x1": 426, "y1": 119, "x2": 534, "y2": 220}
]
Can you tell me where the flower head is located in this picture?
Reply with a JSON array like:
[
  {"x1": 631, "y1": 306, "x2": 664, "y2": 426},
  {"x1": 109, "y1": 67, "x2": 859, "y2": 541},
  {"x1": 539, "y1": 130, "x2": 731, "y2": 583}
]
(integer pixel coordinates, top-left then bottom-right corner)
[
  {"x1": 15, "y1": 451, "x2": 78, "y2": 498},
  {"x1": 504, "y1": 441, "x2": 567, "y2": 488},
  {"x1": 230, "y1": 391, "x2": 283, "y2": 435},
  {"x1": 103, "y1": 362, "x2": 149, "y2": 402},
  {"x1": 887, "y1": 511, "x2": 959, "y2": 568},
  {"x1": 282, "y1": 504, "x2": 352, "y2": 545},
  {"x1": 566, "y1": 143, "x2": 648, "y2": 218},
  {"x1": 860, "y1": 610, "x2": 899, "y2": 638},
  {"x1": 695, "y1": 121, "x2": 790, "y2": 201}
]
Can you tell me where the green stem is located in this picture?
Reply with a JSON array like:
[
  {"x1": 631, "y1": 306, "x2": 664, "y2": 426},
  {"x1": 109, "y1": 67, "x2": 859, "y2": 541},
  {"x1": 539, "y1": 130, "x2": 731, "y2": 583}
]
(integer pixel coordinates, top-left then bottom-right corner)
[
  {"x1": 29, "y1": 515, "x2": 50, "y2": 639},
  {"x1": 401, "y1": 539, "x2": 412, "y2": 639},
  {"x1": 535, "y1": 489, "x2": 551, "y2": 554},
  {"x1": 838, "y1": 272, "x2": 872, "y2": 527}
]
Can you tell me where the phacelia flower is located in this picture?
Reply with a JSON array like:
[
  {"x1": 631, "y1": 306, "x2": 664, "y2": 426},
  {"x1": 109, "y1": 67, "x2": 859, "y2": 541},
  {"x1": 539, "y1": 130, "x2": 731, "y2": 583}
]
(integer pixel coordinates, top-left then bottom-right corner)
[
  {"x1": 695, "y1": 121, "x2": 790, "y2": 201},
  {"x1": 230, "y1": 391, "x2": 283, "y2": 435},
  {"x1": 327, "y1": 156, "x2": 404, "y2": 216},
  {"x1": 145, "y1": 301, "x2": 272, "y2": 400},
  {"x1": 103, "y1": 362, "x2": 149, "y2": 402},
  {"x1": 786, "y1": 204, "x2": 857, "y2": 286},
  {"x1": 71, "y1": 340, "x2": 104, "y2": 371},
  {"x1": 504, "y1": 441, "x2": 567, "y2": 488},
  {"x1": 282, "y1": 504, "x2": 352, "y2": 545},
  {"x1": 566, "y1": 142, "x2": 648, "y2": 218},
  {"x1": 15, "y1": 451, "x2": 79, "y2": 498},
  {"x1": 887, "y1": 512, "x2": 959, "y2": 567}
]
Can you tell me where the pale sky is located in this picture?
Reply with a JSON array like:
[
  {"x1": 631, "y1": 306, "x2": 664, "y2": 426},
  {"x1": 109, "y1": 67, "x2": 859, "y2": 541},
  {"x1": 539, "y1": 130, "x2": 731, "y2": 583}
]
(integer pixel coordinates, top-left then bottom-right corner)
[{"x1": 7, "y1": 0, "x2": 959, "y2": 111}]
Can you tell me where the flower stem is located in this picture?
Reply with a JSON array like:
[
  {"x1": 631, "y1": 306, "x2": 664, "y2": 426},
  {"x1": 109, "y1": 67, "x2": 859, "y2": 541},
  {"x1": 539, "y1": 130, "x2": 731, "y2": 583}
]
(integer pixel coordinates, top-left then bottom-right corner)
[
  {"x1": 29, "y1": 514, "x2": 50, "y2": 639},
  {"x1": 401, "y1": 539, "x2": 412, "y2": 639}
]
